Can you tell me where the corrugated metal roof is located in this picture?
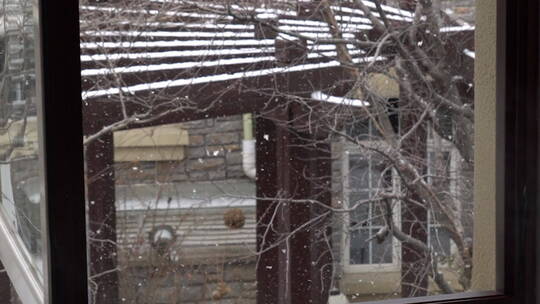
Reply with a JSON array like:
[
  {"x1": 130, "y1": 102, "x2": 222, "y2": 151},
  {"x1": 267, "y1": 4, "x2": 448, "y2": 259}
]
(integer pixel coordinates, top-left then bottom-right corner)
[{"x1": 115, "y1": 181, "x2": 256, "y2": 260}]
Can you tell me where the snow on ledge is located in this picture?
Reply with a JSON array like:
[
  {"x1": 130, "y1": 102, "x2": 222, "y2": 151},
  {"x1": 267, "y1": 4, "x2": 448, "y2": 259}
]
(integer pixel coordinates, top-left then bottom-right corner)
[
  {"x1": 311, "y1": 91, "x2": 369, "y2": 107},
  {"x1": 82, "y1": 56, "x2": 386, "y2": 99},
  {"x1": 463, "y1": 49, "x2": 475, "y2": 59},
  {"x1": 116, "y1": 197, "x2": 256, "y2": 211},
  {"x1": 440, "y1": 25, "x2": 475, "y2": 33}
]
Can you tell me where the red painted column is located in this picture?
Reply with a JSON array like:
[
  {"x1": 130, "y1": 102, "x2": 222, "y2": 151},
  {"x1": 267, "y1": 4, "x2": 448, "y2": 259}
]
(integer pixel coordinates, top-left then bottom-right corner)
[
  {"x1": 86, "y1": 133, "x2": 119, "y2": 304},
  {"x1": 255, "y1": 115, "x2": 286, "y2": 303},
  {"x1": 401, "y1": 104, "x2": 429, "y2": 297},
  {"x1": 288, "y1": 134, "x2": 333, "y2": 303},
  {"x1": 255, "y1": 112, "x2": 332, "y2": 304}
]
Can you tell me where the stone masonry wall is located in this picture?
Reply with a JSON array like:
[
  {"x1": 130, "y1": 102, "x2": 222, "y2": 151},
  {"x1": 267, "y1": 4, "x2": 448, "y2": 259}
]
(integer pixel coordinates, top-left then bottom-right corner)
[
  {"x1": 115, "y1": 115, "x2": 248, "y2": 185},
  {"x1": 114, "y1": 114, "x2": 256, "y2": 304},
  {"x1": 113, "y1": 114, "x2": 349, "y2": 303},
  {"x1": 119, "y1": 260, "x2": 256, "y2": 304}
]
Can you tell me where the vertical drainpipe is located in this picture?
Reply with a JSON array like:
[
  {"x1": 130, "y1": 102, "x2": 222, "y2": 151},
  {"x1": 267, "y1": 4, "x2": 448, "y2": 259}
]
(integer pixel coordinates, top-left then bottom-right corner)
[{"x1": 242, "y1": 113, "x2": 256, "y2": 180}]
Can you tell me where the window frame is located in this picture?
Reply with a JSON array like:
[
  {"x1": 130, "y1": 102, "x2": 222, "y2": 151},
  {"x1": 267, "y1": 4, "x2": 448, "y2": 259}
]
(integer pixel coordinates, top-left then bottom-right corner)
[
  {"x1": 425, "y1": 138, "x2": 460, "y2": 260},
  {"x1": 499, "y1": 0, "x2": 539, "y2": 303},
  {"x1": 341, "y1": 143, "x2": 402, "y2": 273},
  {"x1": 38, "y1": 0, "x2": 89, "y2": 303},
  {"x1": 342, "y1": 132, "x2": 462, "y2": 275},
  {"x1": 26, "y1": 0, "x2": 538, "y2": 303}
]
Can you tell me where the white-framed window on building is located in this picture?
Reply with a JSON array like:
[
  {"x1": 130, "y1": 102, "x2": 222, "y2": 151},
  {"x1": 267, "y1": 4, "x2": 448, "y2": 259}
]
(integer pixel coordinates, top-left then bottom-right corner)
[
  {"x1": 341, "y1": 144, "x2": 401, "y2": 272},
  {"x1": 341, "y1": 128, "x2": 463, "y2": 274}
]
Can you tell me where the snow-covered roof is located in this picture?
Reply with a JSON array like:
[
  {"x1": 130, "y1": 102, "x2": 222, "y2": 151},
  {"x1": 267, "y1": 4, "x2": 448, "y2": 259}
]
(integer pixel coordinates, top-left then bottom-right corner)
[
  {"x1": 79, "y1": 0, "x2": 474, "y2": 108},
  {"x1": 115, "y1": 181, "x2": 257, "y2": 255},
  {"x1": 79, "y1": 1, "x2": 397, "y2": 101},
  {"x1": 115, "y1": 181, "x2": 256, "y2": 211}
]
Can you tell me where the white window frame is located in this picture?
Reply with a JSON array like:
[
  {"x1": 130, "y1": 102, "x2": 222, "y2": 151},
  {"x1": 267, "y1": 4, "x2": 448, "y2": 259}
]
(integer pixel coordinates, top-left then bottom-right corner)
[
  {"x1": 341, "y1": 131, "x2": 462, "y2": 274},
  {"x1": 341, "y1": 140, "x2": 401, "y2": 274},
  {"x1": 426, "y1": 133, "x2": 461, "y2": 261}
]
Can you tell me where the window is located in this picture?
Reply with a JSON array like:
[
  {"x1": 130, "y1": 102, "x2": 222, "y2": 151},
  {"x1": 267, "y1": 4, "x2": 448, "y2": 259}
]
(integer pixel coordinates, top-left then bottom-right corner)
[
  {"x1": 76, "y1": 0, "x2": 497, "y2": 302},
  {"x1": 2, "y1": 1, "x2": 538, "y2": 304},
  {"x1": 342, "y1": 130, "x2": 466, "y2": 280},
  {"x1": 343, "y1": 147, "x2": 400, "y2": 271}
]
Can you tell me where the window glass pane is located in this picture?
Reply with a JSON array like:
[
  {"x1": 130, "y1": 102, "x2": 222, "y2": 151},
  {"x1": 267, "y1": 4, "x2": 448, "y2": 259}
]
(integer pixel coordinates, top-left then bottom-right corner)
[
  {"x1": 370, "y1": 202, "x2": 387, "y2": 227},
  {"x1": 430, "y1": 226, "x2": 452, "y2": 258},
  {"x1": 350, "y1": 192, "x2": 370, "y2": 226},
  {"x1": 371, "y1": 228, "x2": 393, "y2": 264},
  {"x1": 350, "y1": 157, "x2": 370, "y2": 190},
  {"x1": 79, "y1": 0, "x2": 490, "y2": 303},
  {"x1": 0, "y1": 0, "x2": 46, "y2": 299},
  {"x1": 350, "y1": 229, "x2": 370, "y2": 265}
]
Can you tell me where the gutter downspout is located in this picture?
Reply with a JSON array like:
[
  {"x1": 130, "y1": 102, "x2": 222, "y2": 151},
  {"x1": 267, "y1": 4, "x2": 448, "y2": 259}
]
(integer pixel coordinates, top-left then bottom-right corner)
[{"x1": 242, "y1": 113, "x2": 256, "y2": 180}]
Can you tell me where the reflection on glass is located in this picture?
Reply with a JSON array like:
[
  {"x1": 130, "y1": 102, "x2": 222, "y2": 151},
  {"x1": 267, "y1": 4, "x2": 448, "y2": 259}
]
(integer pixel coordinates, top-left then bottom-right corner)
[{"x1": 0, "y1": 0, "x2": 43, "y2": 277}]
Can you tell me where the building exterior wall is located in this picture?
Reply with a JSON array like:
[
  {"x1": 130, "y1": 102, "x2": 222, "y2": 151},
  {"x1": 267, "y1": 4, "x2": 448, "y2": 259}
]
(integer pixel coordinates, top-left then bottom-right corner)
[
  {"x1": 114, "y1": 115, "x2": 257, "y2": 304},
  {"x1": 116, "y1": 206, "x2": 258, "y2": 304},
  {"x1": 113, "y1": 112, "x2": 477, "y2": 302},
  {"x1": 114, "y1": 115, "x2": 248, "y2": 185}
]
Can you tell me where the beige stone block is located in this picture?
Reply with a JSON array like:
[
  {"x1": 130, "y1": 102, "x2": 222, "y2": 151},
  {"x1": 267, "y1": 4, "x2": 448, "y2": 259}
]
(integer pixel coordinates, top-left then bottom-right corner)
[
  {"x1": 366, "y1": 69, "x2": 399, "y2": 100},
  {"x1": 114, "y1": 123, "x2": 190, "y2": 162},
  {"x1": 114, "y1": 124, "x2": 189, "y2": 148},
  {"x1": 115, "y1": 146, "x2": 185, "y2": 162}
]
